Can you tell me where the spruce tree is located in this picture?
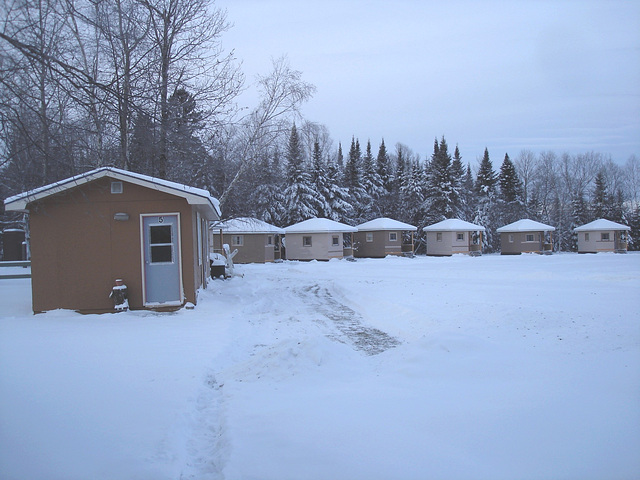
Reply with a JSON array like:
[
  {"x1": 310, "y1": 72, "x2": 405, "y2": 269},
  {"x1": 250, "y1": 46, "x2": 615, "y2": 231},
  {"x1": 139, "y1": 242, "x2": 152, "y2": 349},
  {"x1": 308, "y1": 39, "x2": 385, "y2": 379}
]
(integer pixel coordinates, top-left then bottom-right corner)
[
  {"x1": 475, "y1": 148, "x2": 497, "y2": 196},
  {"x1": 592, "y1": 171, "x2": 610, "y2": 219},
  {"x1": 282, "y1": 124, "x2": 317, "y2": 224},
  {"x1": 498, "y1": 153, "x2": 524, "y2": 223},
  {"x1": 474, "y1": 148, "x2": 499, "y2": 252},
  {"x1": 361, "y1": 139, "x2": 383, "y2": 212},
  {"x1": 424, "y1": 136, "x2": 455, "y2": 224},
  {"x1": 309, "y1": 140, "x2": 331, "y2": 218}
]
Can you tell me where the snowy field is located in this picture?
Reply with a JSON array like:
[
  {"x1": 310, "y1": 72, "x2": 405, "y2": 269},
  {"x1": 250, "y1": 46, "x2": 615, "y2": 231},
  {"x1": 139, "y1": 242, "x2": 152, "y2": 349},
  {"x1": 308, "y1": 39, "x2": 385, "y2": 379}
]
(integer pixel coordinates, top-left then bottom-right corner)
[{"x1": 1, "y1": 253, "x2": 639, "y2": 480}]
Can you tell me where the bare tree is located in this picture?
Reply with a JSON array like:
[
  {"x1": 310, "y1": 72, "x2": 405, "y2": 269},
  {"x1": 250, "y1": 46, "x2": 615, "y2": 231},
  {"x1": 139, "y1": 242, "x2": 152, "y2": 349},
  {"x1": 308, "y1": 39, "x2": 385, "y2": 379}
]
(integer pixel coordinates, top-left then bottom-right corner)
[
  {"x1": 514, "y1": 149, "x2": 537, "y2": 208},
  {"x1": 218, "y1": 57, "x2": 315, "y2": 212},
  {"x1": 138, "y1": 0, "x2": 243, "y2": 177}
]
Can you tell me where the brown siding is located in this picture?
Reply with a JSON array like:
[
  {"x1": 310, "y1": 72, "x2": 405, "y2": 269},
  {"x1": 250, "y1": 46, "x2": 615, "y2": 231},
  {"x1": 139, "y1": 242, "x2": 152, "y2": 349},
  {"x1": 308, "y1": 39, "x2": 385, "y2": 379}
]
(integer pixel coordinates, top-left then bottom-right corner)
[
  {"x1": 499, "y1": 231, "x2": 543, "y2": 255},
  {"x1": 211, "y1": 233, "x2": 274, "y2": 263},
  {"x1": 354, "y1": 231, "x2": 402, "y2": 258},
  {"x1": 28, "y1": 177, "x2": 200, "y2": 313}
]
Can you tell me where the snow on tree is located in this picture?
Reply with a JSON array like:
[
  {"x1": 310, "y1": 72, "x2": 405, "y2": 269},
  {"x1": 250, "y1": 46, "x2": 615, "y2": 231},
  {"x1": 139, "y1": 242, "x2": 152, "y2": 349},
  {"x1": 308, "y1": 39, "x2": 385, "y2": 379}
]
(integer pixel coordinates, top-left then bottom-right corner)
[
  {"x1": 361, "y1": 139, "x2": 384, "y2": 203},
  {"x1": 251, "y1": 149, "x2": 285, "y2": 226},
  {"x1": 344, "y1": 137, "x2": 371, "y2": 223},
  {"x1": 309, "y1": 140, "x2": 332, "y2": 218},
  {"x1": 498, "y1": 153, "x2": 525, "y2": 224},
  {"x1": 591, "y1": 170, "x2": 610, "y2": 220},
  {"x1": 282, "y1": 124, "x2": 318, "y2": 224},
  {"x1": 474, "y1": 148, "x2": 500, "y2": 252},
  {"x1": 423, "y1": 136, "x2": 456, "y2": 225}
]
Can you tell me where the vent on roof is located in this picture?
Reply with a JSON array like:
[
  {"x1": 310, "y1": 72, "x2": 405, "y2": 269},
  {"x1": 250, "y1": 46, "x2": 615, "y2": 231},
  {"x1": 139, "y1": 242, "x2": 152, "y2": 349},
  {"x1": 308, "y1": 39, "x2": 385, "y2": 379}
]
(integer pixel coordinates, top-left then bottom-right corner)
[{"x1": 111, "y1": 181, "x2": 123, "y2": 194}]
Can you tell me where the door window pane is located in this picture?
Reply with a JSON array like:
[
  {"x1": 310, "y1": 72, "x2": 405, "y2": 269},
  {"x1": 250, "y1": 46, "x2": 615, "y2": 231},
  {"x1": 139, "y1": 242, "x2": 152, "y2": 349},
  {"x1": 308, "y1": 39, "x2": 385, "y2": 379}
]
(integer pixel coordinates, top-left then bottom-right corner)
[
  {"x1": 151, "y1": 245, "x2": 172, "y2": 263},
  {"x1": 151, "y1": 225, "x2": 172, "y2": 244}
]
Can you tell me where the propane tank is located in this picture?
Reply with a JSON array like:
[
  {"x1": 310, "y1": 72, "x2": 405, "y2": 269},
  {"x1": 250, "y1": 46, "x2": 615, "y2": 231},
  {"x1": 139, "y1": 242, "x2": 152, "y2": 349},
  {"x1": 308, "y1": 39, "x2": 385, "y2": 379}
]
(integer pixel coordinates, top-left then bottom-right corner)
[{"x1": 109, "y1": 279, "x2": 129, "y2": 311}]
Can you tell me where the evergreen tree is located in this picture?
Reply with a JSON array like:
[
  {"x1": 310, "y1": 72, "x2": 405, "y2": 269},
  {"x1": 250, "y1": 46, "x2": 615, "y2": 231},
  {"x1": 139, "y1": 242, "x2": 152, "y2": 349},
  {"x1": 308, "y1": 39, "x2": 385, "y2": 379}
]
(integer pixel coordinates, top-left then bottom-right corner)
[
  {"x1": 344, "y1": 137, "x2": 370, "y2": 223},
  {"x1": 362, "y1": 140, "x2": 383, "y2": 199},
  {"x1": 282, "y1": 124, "x2": 317, "y2": 224},
  {"x1": 591, "y1": 171, "x2": 610, "y2": 219},
  {"x1": 326, "y1": 157, "x2": 354, "y2": 223},
  {"x1": 309, "y1": 140, "x2": 331, "y2": 218},
  {"x1": 498, "y1": 153, "x2": 525, "y2": 223},
  {"x1": 424, "y1": 136, "x2": 456, "y2": 224},
  {"x1": 251, "y1": 149, "x2": 285, "y2": 226},
  {"x1": 459, "y1": 164, "x2": 476, "y2": 221},
  {"x1": 376, "y1": 139, "x2": 395, "y2": 216},
  {"x1": 451, "y1": 145, "x2": 465, "y2": 216},
  {"x1": 474, "y1": 148, "x2": 499, "y2": 252},
  {"x1": 569, "y1": 189, "x2": 590, "y2": 251},
  {"x1": 475, "y1": 148, "x2": 497, "y2": 196},
  {"x1": 376, "y1": 139, "x2": 393, "y2": 192}
]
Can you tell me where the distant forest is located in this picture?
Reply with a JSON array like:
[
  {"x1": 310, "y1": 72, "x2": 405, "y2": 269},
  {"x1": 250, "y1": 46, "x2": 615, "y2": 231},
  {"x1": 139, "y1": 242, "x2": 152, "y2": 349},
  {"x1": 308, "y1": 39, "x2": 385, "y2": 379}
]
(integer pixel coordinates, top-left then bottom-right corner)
[{"x1": 1, "y1": 0, "x2": 639, "y2": 252}]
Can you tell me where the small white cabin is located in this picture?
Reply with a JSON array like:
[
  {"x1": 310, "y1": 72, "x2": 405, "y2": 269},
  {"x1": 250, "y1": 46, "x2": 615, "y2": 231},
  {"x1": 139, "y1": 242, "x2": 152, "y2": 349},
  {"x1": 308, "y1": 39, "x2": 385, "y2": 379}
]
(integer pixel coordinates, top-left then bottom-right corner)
[
  {"x1": 574, "y1": 219, "x2": 630, "y2": 253},
  {"x1": 423, "y1": 219, "x2": 486, "y2": 256},
  {"x1": 497, "y1": 219, "x2": 555, "y2": 255},
  {"x1": 284, "y1": 218, "x2": 357, "y2": 261}
]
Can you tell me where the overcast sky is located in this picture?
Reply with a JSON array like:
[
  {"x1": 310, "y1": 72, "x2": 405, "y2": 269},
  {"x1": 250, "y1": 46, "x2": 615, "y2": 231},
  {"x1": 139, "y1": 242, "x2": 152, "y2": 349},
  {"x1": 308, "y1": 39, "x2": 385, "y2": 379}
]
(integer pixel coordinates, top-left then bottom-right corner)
[{"x1": 216, "y1": 0, "x2": 640, "y2": 166}]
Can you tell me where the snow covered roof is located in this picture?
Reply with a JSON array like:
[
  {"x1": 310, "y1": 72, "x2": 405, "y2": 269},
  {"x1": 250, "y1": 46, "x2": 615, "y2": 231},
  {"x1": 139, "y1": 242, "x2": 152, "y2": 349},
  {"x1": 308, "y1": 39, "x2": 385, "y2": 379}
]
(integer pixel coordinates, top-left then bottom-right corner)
[
  {"x1": 4, "y1": 167, "x2": 221, "y2": 220},
  {"x1": 356, "y1": 217, "x2": 417, "y2": 232},
  {"x1": 211, "y1": 217, "x2": 284, "y2": 234},
  {"x1": 574, "y1": 219, "x2": 630, "y2": 232},
  {"x1": 497, "y1": 219, "x2": 555, "y2": 233},
  {"x1": 423, "y1": 218, "x2": 486, "y2": 232},
  {"x1": 284, "y1": 218, "x2": 358, "y2": 234}
]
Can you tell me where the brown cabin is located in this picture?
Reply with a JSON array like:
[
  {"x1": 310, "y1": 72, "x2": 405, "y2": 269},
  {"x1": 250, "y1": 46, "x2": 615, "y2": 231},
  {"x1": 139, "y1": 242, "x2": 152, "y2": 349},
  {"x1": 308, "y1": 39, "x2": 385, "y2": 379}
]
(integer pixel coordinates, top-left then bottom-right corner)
[{"x1": 4, "y1": 167, "x2": 220, "y2": 313}]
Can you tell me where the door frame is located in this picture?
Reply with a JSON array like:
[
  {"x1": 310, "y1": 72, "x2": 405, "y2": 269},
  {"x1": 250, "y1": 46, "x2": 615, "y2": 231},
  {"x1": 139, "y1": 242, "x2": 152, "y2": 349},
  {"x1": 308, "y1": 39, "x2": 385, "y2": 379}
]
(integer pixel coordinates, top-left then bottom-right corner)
[{"x1": 140, "y1": 212, "x2": 184, "y2": 307}]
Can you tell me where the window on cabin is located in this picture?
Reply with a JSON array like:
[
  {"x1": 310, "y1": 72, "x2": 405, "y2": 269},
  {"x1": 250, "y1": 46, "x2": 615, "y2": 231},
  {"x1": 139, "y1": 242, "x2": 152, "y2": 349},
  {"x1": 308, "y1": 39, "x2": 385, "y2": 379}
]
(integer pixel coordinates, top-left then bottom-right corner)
[
  {"x1": 509, "y1": 234, "x2": 514, "y2": 243},
  {"x1": 150, "y1": 225, "x2": 173, "y2": 263},
  {"x1": 585, "y1": 233, "x2": 589, "y2": 241},
  {"x1": 525, "y1": 234, "x2": 535, "y2": 242},
  {"x1": 456, "y1": 232, "x2": 464, "y2": 241},
  {"x1": 267, "y1": 235, "x2": 273, "y2": 246},
  {"x1": 389, "y1": 232, "x2": 398, "y2": 242},
  {"x1": 303, "y1": 236, "x2": 312, "y2": 247},
  {"x1": 366, "y1": 232, "x2": 373, "y2": 242},
  {"x1": 232, "y1": 235, "x2": 243, "y2": 246},
  {"x1": 436, "y1": 232, "x2": 442, "y2": 242},
  {"x1": 332, "y1": 235, "x2": 340, "y2": 246},
  {"x1": 601, "y1": 232, "x2": 610, "y2": 241},
  {"x1": 111, "y1": 181, "x2": 123, "y2": 194}
]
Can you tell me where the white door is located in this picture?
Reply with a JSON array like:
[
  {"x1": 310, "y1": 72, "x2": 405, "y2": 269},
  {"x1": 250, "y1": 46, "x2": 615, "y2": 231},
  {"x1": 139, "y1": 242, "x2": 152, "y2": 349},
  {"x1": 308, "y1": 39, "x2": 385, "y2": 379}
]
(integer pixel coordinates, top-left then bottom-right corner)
[{"x1": 141, "y1": 214, "x2": 183, "y2": 306}]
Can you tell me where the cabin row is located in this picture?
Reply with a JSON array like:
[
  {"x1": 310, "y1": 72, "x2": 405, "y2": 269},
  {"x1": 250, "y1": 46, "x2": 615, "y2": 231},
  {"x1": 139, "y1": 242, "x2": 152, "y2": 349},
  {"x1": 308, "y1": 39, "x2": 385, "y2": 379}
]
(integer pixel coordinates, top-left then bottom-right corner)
[
  {"x1": 4, "y1": 168, "x2": 631, "y2": 313},
  {"x1": 212, "y1": 216, "x2": 631, "y2": 263}
]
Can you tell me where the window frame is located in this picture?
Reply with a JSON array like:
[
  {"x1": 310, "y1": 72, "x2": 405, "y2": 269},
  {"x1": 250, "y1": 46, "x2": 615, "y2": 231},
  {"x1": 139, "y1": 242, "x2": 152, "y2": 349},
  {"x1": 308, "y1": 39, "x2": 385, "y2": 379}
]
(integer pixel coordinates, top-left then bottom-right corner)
[
  {"x1": 389, "y1": 232, "x2": 398, "y2": 242},
  {"x1": 365, "y1": 232, "x2": 374, "y2": 243},
  {"x1": 232, "y1": 235, "x2": 244, "y2": 246},
  {"x1": 303, "y1": 236, "x2": 312, "y2": 247}
]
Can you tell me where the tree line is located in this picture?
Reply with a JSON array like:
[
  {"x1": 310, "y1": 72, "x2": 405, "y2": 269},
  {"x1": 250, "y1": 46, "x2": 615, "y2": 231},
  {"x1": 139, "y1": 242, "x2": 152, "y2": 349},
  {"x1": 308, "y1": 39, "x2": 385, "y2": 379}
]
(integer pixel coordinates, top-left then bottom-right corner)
[{"x1": 1, "y1": 0, "x2": 639, "y2": 253}]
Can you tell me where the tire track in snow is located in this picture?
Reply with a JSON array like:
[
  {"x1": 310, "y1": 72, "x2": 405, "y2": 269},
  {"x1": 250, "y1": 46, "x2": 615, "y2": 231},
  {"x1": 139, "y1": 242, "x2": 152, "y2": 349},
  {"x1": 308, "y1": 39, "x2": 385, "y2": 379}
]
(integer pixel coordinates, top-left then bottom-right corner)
[{"x1": 298, "y1": 283, "x2": 400, "y2": 355}]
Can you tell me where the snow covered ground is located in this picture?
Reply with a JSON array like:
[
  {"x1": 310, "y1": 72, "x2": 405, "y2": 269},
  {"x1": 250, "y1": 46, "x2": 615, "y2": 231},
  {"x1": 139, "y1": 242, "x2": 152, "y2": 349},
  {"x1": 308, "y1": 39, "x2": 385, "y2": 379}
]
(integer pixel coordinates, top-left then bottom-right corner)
[{"x1": 1, "y1": 253, "x2": 639, "y2": 480}]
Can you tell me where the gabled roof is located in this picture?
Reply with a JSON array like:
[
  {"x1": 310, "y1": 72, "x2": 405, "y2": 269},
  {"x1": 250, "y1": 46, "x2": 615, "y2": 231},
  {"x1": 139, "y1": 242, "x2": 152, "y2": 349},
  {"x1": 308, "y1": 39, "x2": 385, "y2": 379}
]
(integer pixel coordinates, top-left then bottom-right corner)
[
  {"x1": 423, "y1": 218, "x2": 486, "y2": 232},
  {"x1": 497, "y1": 219, "x2": 555, "y2": 233},
  {"x1": 212, "y1": 217, "x2": 284, "y2": 234},
  {"x1": 356, "y1": 217, "x2": 417, "y2": 232},
  {"x1": 574, "y1": 218, "x2": 630, "y2": 232},
  {"x1": 284, "y1": 218, "x2": 358, "y2": 234},
  {"x1": 4, "y1": 167, "x2": 221, "y2": 220}
]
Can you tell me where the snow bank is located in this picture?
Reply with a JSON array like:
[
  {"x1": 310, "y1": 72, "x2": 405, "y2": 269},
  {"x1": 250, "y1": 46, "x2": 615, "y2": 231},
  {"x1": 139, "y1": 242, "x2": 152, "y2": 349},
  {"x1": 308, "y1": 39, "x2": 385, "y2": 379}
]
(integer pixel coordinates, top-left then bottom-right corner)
[{"x1": 1, "y1": 253, "x2": 639, "y2": 479}]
